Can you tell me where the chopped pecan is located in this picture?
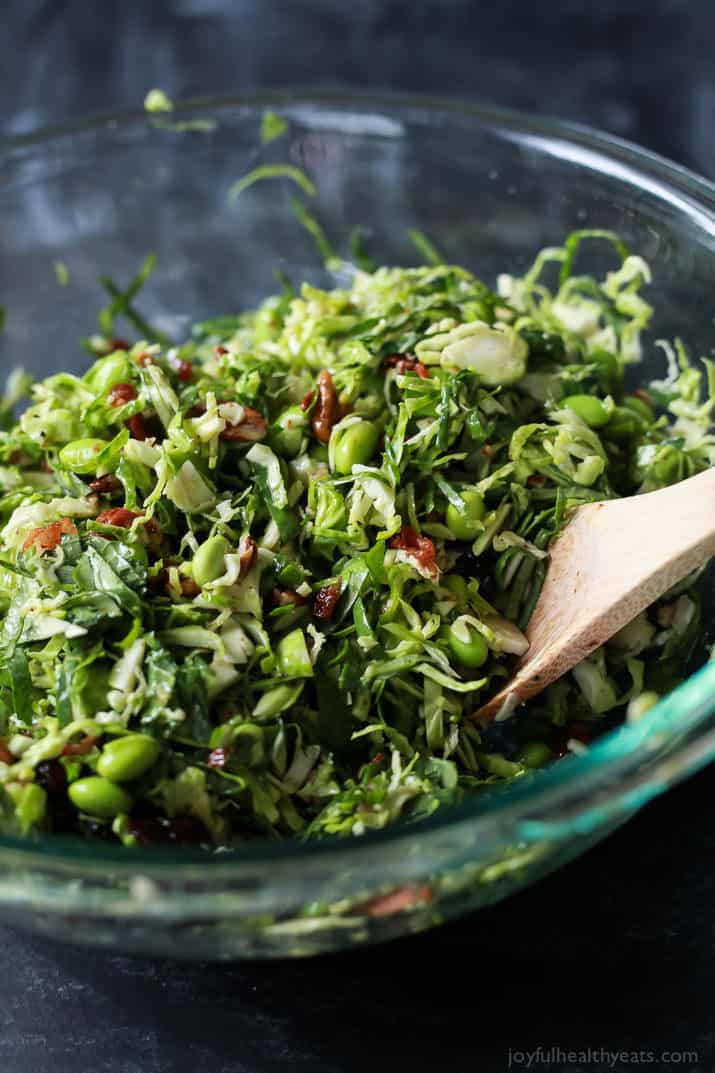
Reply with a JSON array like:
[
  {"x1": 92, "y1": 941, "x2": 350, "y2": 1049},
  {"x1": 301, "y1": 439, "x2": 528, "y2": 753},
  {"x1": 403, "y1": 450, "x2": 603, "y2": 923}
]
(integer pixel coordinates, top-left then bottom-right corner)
[
  {"x1": 180, "y1": 577, "x2": 201, "y2": 598},
  {"x1": 220, "y1": 406, "x2": 268, "y2": 443},
  {"x1": 96, "y1": 508, "x2": 141, "y2": 528},
  {"x1": 127, "y1": 414, "x2": 148, "y2": 441},
  {"x1": 301, "y1": 390, "x2": 316, "y2": 412},
  {"x1": 313, "y1": 583, "x2": 342, "y2": 620},
  {"x1": 239, "y1": 535, "x2": 258, "y2": 578},
  {"x1": 312, "y1": 370, "x2": 338, "y2": 444},
  {"x1": 22, "y1": 518, "x2": 77, "y2": 554}
]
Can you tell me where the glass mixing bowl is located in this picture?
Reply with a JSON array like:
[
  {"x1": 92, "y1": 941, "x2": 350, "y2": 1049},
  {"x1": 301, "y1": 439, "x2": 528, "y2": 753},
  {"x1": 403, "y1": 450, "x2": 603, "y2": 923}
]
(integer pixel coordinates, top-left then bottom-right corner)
[{"x1": 1, "y1": 92, "x2": 715, "y2": 960}]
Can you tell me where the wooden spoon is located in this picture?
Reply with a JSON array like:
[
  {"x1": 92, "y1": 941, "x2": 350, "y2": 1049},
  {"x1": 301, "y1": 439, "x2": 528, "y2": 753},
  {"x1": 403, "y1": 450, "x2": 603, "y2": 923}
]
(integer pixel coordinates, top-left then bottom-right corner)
[{"x1": 473, "y1": 466, "x2": 715, "y2": 724}]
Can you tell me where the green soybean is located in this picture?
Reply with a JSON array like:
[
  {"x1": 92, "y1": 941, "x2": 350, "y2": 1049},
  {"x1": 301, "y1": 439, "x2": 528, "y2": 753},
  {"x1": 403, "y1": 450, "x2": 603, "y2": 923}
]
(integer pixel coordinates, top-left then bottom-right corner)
[
  {"x1": 562, "y1": 394, "x2": 609, "y2": 429},
  {"x1": 332, "y1": 421, "x2": 380, "y2": 475},
  {"x1": 445, "y1": 620, "x2": 488, "y2": 668},
  {"x1": 68, "y1": 776, "x2": 132, "y2": 818},
  {"x1": 446, "y1": 490, "x2": 486, "y2": 541},
  {"x1": 277, "y1": 628, "x2": 314, "y2": 678},
  {"x1": 273, "y1": 406, "x2": 307, "y2": 458},
  {"x1": 193, "y1": 535, "x2": 230, "y2": 587},
  {"x1": 58, "y1": 438, "x2": 108, "y2": 474},
  {"x1": 97, "y1": 734, "x2": 161, "y2": 782},
  {"x1": 518, "y1": 741, "x2": 553, "y2": 768},
  {"x1": 623, "y1": 395, "x2": 655, "y2": 424}
]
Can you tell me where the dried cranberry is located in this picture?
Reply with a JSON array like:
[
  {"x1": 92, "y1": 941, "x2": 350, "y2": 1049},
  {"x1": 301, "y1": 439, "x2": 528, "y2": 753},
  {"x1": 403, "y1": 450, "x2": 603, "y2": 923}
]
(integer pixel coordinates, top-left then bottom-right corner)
[
  {"x1": 176, "y1": 360, "x2": 193, "y2": 382},
  {"x1": 108, "y1": 382, "x2": 138, "y2": 407},
  {"x1": 313, "y1": 583, "x2": 342, "y2": 620},
  {"x1": 389, "y1": 527, "x2": 439, "y2": 578},
  {"x1": 127, "y1": 816, "x2": 166, "y2": 847},
  {"x1": 35, "y1": 759, "x2": 68, "y2": 796},
  {"x1": 127, "y1": 414, "x2": 148, "y2": 440},
  {"x1": 165, "y1": 815, "x2": 210, "y2": 845}
]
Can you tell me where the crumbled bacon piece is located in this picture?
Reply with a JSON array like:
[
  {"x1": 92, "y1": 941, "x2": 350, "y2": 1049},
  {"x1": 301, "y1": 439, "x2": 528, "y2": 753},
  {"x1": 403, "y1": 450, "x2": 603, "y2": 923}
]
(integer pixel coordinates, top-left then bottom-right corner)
[
  {"x1": 108, "y1": 382, "x2": 138, "y2": 407},
  {"x1": 389, "y1": 527, "x2": 439, "y2": 577},
  {"x1": 89, "y1": 474, "x2": 122, "y2": 494},
  {"x1": 301, "y1": 390, "x2": 315, "y2": 412},
  {"x1": 313, "y1": 583, "x2": 342, "y2": 620},
  {"x1": 219, "y1": 407, "x2": 268, "y2": 442},
  {"x1": 239, "y1": 535, "x2": 257, "y2": 578},
  {"x1": 383, "y1": 353, "x2": 429, "y2": 379},
  {"x1": 312, "y1": 370, "x2": 338, "y2": 444},
  {"x1": 22, "y1": 518, "x2": 77, "y2": 555},
  {"x1": 62, "y1": 735, "x2": 100, "y2": 757},
  {"x1": 207, "y1": 747, "x2": 230, "y2": 769},
  {"x1": 96, "y1": 508, "x2": 141, "y2": 528}
]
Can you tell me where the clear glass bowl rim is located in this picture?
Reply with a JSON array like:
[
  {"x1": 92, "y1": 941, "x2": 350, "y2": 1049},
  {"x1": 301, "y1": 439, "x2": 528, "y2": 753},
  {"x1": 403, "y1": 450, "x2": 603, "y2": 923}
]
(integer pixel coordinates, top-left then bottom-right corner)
[{"x1": 1, "y1": 88, "x2": 715, "y2": 876}]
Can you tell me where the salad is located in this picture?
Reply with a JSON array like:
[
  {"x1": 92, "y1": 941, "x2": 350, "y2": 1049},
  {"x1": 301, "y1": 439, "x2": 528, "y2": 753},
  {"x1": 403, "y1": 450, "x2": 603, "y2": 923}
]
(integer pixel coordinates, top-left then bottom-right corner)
[{"x1": 0, "y1": 230, "x2": 711, "y2": 848}]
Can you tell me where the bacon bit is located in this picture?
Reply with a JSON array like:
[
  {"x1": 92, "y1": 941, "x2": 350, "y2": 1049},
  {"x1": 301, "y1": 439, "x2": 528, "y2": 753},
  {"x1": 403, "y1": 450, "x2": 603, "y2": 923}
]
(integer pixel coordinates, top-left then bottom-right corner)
[
  {"x1": 313, "y1": 583, "x2": 342, "y2": 620},
  {"x1": 312, "y1": 370, "x2": 338, "y2": 444},
  {"x1": 220, "y1": 406, "x2": 268, "y2": 443},
  {"x1": 96, "y1": 508, "x2": 141, "y2": 528},
  {"x1": 527, "y1": 473, "x2": 548, "y2": 488},
  {"x1": 301, "y1": 390, "x2": 316, "y2": 412},
  {"x1": 89, "y1": 474, "x2": 122, "y2": 494},
  {"x1": 389, "y1": 527, "x2": 439, "y2": 577},
  {"x1": 207, "y1": 747, "x2": 230, "y2": 769},
  {"x1": 0, "y1": 740, "x2": 13, "y2": 765},
  {"x1": 180, "y1": 577, "x2": 201, "y2": 598},
  {"x1": 127, "y1": 414, "x2": 148, "y2": 441},
  {"x1": 136, "y1": 351, "x2": 155, "y2": 368},
  {"x1": 239, "y1": 535, "x2": 257, "y2": 578},
  {"x1": 272, "y1": 588, "x2": 308, "y2": 608},
  {"x1": 176, "y1": 360, "x2": 193, "y2": 382},
  {"x1": 383, "y1": 352, "x2": 429, "y2": 379},
  {"x1": 62, "y1": 735, "x2": 100, "y2": 757},
  {"x1": 22, "y1": 518, "x2": 77, "y2": 554},
  {"x1": 108, "y1": 382, "x2": 138, "y2": 407},
  {"x1": 354, "y1": 884, "x2": 433, "y2": 918}
]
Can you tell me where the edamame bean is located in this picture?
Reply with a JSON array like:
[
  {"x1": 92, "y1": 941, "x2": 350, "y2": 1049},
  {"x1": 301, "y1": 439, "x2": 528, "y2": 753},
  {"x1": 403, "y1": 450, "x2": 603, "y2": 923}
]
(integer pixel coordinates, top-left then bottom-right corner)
[
  {"x1": 444, "y1": 619, "x2": 488, "y2": 668},
  {"x1": 68, "y1": 776, "x2": 132, "y2": 818},
  {"x1": 626, "y1": 690, "x2": 660, "y2": 721},
  {"x1": 332, "y1": 421, "x2": 380, "y2": 475},
  {"x1": 97, "y1": 734, "x2": 161, "y2": 782},
  {"x1": 518, "y1": 741, "x2": 553, "y2": 768},
  {"x1": 623, "y1": 395, "x2": 654, "y2": 424},
  {"x1": 193, "y1": 535, "x2": 230, "y2": 587},
  {"x1": 562, "y1": 394, "x2": 609, "y2": 429},
  {"x1": 58, "y1": 438, "x2": 107, "y2": 474},
  {"x1": 446, "y1": 490, "x2": 486, "y2": 541},
  {"x1": 441, "y1": 574, "x2": 468, "y2": 603},
  {"x1": 272, "y1": 406, "x2": 307, "y2": 458},
  {"x1": 277, "y1": 628, "x2": 313, "y2": 678}
]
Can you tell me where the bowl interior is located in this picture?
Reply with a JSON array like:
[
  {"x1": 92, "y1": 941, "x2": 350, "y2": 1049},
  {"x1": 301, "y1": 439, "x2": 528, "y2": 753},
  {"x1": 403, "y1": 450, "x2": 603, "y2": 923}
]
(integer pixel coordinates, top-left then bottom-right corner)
[{"x1": 1, "y1": 93, "x2": 715, "y2": 878}]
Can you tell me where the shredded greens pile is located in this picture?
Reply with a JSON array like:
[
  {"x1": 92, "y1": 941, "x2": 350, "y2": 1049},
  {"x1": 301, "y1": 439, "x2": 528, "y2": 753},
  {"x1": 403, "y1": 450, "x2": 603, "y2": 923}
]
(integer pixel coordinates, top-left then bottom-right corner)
[{"x1": 0, "y1": 230, "x2": 711, "y2": 847}]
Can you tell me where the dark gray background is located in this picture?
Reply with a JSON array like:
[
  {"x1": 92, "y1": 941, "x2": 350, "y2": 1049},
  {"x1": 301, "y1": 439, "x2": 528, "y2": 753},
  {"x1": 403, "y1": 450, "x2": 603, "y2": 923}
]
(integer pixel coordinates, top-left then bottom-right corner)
[{"x1": 2, "y1": 2, "x2": 715, "y2": 1071}]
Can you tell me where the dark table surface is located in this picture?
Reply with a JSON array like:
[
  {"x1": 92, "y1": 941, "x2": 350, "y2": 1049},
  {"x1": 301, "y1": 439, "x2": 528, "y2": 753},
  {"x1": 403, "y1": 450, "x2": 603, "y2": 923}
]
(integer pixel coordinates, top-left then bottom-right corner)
[{"x1": 2, "y1": 2, "x2": 715, "y2": 1071}]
